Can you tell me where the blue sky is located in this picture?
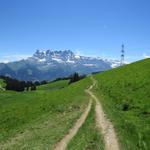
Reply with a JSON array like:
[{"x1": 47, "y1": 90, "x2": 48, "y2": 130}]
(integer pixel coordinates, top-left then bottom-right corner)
[{"x1": 0, "y1": 0, "x2": 150, "y2": 63}]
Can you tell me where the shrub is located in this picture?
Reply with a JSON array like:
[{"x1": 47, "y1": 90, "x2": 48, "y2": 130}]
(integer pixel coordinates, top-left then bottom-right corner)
[{"x1": 122, "y1": 102, "x2": 129, "y2": 111}]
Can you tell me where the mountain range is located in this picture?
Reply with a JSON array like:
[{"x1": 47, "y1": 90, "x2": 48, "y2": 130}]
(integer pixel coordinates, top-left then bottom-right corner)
[{"x1": 0, "y1": 50, "x2": 120, "y2": 81}]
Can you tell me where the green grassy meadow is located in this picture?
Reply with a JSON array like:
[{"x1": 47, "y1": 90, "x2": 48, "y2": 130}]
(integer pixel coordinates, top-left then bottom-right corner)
[
  {"x1": 0, "y1": 77, "x2": 92, "y2": 149},
  {"x1": 37, "y1": 80, "x2": 69, "y2": 91},
  {"x1": 0, "y1": 58, "x2": 150, "y2": 150},
  {"x1": 93, "y1": 58, "x2": 150, "y2": 150}
]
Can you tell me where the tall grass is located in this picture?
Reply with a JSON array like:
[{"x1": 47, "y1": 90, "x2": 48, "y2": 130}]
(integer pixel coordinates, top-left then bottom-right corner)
[{"x1": 93, "y1": 58, "x2": 150, "y2": 150}]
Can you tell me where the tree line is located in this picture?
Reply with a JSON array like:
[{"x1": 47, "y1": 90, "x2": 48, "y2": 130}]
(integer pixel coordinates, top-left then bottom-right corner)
[
  {"x1": 0, "y1": 72, "x2": 85, "y2": 92},
  {"x1": 51, "y1": 72, "x2": 86, "y2": 84},
  {"x1": 0, "y1": 76, "x2": 47, "y2": 92},
  {"x1": 69, "y1": 72, "x2": 86, "y2": 84}
]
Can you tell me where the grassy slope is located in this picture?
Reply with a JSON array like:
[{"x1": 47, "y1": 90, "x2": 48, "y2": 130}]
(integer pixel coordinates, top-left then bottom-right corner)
[
  {"x1": 67, "y1": 103, "x2": 104, "y2": 150},
  {"x1": 37, "y1": 80, "x2": 69, "y2": 91},
  {"x1": 0, "y1": 77, "x2": 92, "y2": 150},
  {"x1": 93, "y1": 58, "x2": 150, "y2": 150}
]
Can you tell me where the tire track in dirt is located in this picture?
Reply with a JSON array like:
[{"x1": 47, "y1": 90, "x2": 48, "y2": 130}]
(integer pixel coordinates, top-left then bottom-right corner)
[
  {"x1": 54, "y1": 98, "x2": 92, "y2": 150},
  {"x1": 86, "y1": 76, "x2": 120, "y2": 150}
]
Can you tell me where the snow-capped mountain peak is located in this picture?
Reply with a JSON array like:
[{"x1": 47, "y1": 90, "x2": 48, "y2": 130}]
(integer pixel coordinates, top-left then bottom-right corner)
[
  {"x1": 32, "y1": 49, "x2": 120, "y2": 68},
  {"x1": 0, "y1": 49, "x2": 121, "y2": 81},
  {"x1": 33, "y1": 49, "x2": 76, "y2": 63}
]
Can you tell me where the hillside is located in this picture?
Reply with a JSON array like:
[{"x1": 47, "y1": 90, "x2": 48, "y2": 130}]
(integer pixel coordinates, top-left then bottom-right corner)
[
  {"x1": 93, "y1": 58, "x2": 150, "y2": 150},
  {"x1": 0, "y1": 58, "x2": 150, "y2": 150},
  {"x1": 37, "y1": 80, "x2": 69, "y2": 91},
  {"x1": 0, "y1": 77, "x2": 102, "y2": 149}
]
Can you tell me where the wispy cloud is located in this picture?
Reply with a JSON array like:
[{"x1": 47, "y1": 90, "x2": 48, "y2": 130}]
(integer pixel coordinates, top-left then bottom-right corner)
[
  {"x1": 0, "y1": 54, "x2": 31, "y2": 63},
  {"x1": 143, "y1": 53, "x2": 150, "y2": 59},
  {"x1": 74, "y1": 49, "x2": 118, "y2": 60},
  {"x1": 74, "y1": 49, "x2": 101, "y2": 58},
  {"x1": 74, "y1": 49, "x2": 83, "y2": 56}
]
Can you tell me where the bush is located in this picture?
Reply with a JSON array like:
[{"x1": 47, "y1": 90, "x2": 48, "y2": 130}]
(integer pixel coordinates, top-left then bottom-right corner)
[{"x1": 122, "y1": 102, "x2": 129, "y2": 111}]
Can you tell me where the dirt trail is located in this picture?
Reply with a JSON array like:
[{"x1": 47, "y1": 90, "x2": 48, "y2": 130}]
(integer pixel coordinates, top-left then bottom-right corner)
[
  {"x1": 1, "y1": 77, "x2": 119, "y2": 150},
  {"x1": 86, "y1": 77, "x2": 120, "y2": 150},
  {"x1": 54, "y1": 77, "x2": 120, "y2": 150},
  {"x1": 54, "y1": 98, "x2": 92, "y2": 150}
]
